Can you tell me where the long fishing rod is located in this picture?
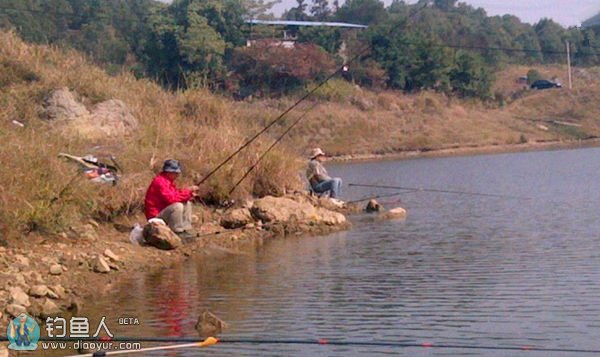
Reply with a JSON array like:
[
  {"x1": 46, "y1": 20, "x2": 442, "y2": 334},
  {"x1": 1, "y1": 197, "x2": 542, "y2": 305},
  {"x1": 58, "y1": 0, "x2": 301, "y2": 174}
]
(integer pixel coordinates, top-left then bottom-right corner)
[
  {"x1": 349, "y1": 183, "x2": 529, "y2": 200},
  {"x1": 199, "y1": 4, "x2": 429, "y2": 186},
  {"x1": 228, "y1": 101, "x2": 320, "y2": 195},
  {"x1": 50, "y1": 336, "x2": 600, "y2": 355}
]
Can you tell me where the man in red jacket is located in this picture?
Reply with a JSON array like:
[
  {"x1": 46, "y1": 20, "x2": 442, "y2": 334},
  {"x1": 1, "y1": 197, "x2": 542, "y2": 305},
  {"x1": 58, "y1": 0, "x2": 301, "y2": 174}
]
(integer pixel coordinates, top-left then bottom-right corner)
[{"x1": 144, "y1": 159, "x2": 200, "y2": 240}]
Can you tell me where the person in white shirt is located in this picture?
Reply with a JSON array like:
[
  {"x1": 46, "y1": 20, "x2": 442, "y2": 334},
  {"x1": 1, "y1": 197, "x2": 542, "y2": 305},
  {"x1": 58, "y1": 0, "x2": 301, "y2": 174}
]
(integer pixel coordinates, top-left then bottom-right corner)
[{"x1": 306, "y1": 148, "x2": 342, "y2": 199}]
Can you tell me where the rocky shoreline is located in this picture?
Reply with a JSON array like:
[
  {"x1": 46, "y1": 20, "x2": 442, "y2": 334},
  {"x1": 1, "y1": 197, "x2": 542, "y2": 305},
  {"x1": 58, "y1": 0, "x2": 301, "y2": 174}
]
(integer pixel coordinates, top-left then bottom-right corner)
[{"x1": 0, "y1": 192, "x2": 357, "y2": 349}]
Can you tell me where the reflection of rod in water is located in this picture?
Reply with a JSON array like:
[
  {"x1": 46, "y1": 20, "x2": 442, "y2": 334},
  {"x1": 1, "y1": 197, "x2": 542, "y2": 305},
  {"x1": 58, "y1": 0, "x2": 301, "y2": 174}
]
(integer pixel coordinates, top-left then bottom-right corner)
[{"x1": 349, "y1": 183, "x2": 530, "y2": 200}]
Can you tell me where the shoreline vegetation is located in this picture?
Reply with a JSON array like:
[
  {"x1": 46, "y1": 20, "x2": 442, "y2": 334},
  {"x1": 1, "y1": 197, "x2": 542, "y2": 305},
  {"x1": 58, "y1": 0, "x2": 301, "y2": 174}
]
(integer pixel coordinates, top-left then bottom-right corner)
[{"x1": 1, "y1": 29, "x2": 600, "y2": 348}]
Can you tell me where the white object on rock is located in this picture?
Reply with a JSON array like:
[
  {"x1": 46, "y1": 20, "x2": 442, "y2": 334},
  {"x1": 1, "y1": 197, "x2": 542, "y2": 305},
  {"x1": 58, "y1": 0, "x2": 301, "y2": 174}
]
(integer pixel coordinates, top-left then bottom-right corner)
[{"x1": 129, "y1": 224, "x2": 144, "y2": 245}]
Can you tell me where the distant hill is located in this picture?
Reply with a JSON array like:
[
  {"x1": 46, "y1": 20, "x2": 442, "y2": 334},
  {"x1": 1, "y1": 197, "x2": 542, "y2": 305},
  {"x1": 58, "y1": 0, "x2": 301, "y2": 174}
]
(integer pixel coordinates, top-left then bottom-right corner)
[{"x1": 583, "y1": 12, "x2": 600, "y2": 28}]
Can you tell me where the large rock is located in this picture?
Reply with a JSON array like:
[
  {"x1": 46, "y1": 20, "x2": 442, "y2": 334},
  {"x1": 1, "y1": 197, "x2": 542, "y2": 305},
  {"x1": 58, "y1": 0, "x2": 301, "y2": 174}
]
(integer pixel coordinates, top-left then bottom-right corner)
[
  {"x1": 251, "y1": 196, "x2": 346, "y2": 226},
  {"x1": 142, "y1": 222, "x2": 182, "y2": 250},
  {"x1": 380, "y1": 207, "x2": 407, "y2": 220},
  {"x1": 89, "y1": 99, "x2": 139, "y2": 136},
  {"x1": 43, "y1": 88, "x2": 90, "y2": 120},
  {"x1": 220, "y1": 208, "x2": 254, "y2": 229}
]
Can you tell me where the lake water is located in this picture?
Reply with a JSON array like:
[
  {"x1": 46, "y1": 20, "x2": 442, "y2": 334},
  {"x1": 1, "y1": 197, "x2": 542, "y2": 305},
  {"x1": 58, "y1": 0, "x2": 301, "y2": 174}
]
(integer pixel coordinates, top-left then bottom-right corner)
[{"x1": 78, "y1": 148, "x2": 600, "y2": 356}]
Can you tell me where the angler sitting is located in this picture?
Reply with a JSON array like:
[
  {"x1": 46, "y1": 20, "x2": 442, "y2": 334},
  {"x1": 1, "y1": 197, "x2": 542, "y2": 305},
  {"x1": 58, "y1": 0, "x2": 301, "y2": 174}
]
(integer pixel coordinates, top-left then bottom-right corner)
[
  {"x1": 306, "y1": 148, "x2": 342, "y2": 199},
  {"x1": 144, "y1": 159, "x2": 201, "y2": 240}
]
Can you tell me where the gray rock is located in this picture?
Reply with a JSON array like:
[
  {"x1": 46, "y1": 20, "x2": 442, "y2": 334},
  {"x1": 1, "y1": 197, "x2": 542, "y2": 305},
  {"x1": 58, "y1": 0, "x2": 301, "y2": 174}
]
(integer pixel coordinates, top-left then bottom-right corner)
[
  {"x1": 49, "y1": 264, "x2": 63, "y2": 275},
  {"x1": 29, "y1": 285, "x2": 49, "y2": 298},
  {"x1": 103, "y1": 248, "x2": 120, "y2": 262},
  {"x1": 93, "y1": 256, "x2": 111, "y2": 273},
  {"x1": 5, "y1": 304, "x2": 26, "y2": 317},
  {"x1": 42, "y1": 87, "x2": 90, "y2": 121},
  {"x1": 9, "y1": 286, "x2": 30, "y2": 307}
]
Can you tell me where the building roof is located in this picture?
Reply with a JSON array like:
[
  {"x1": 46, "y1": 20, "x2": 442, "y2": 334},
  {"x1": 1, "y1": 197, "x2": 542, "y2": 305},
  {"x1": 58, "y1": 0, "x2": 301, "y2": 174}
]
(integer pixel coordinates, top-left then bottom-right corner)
[{"x1": 246, "y1": 20, "x2": 368, "y2": 29}]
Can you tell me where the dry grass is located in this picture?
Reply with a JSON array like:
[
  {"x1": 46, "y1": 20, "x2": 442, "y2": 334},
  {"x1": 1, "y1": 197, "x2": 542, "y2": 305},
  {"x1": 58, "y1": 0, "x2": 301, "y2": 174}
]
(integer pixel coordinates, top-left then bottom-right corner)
[{"x1": 0, "y1": 31, "x2": 301, "y2": 239}]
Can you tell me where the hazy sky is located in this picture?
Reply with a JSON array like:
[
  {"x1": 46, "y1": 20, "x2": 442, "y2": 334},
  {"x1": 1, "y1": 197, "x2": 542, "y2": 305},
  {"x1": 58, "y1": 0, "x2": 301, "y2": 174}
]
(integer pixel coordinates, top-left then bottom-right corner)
[{"x1": 271, "y1": 0, "x2": 600, "y2": 27}]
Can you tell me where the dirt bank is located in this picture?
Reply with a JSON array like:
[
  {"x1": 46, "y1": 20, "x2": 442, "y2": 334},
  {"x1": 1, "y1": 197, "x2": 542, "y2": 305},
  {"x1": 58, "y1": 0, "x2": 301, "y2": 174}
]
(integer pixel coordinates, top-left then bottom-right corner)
[
  {"x1": 0, "y1": 193, "x2": 353, "y2": 339},
  {"x1": 331, "y1": 138, "x2": 600, "y2": 163}
]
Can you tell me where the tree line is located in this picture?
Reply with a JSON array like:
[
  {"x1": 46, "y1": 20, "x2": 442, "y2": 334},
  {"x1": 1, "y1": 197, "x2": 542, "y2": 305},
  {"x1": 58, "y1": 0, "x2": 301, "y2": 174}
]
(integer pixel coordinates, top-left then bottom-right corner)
[{"x1": 1, "y1": 0, "x2": 600, "y2": 100}]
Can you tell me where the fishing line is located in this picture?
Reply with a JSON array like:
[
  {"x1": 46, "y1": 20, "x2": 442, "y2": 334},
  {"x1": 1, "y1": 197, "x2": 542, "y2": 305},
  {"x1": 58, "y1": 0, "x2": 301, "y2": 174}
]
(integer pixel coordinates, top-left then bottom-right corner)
[{"x1": 349, "y1": 183, "x2": 530, "y2": 200}]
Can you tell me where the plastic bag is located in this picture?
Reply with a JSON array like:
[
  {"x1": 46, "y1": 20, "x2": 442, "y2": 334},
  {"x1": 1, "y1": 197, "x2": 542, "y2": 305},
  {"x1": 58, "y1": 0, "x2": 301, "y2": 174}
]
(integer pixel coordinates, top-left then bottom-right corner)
[{"x1": 129, "y1": 223, "x2": 144, "y2": 245}]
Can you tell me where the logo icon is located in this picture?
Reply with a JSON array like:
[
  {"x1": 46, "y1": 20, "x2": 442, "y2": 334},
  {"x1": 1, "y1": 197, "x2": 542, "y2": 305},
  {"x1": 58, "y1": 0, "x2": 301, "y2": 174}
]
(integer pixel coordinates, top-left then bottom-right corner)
[{"x1": 7, "y1": 313, "x2": 41, "y2": 351}]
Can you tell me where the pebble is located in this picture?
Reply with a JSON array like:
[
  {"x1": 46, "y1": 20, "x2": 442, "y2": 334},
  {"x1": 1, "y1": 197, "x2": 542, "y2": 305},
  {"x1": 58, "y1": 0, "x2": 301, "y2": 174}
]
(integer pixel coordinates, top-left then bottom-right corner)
[
  {"x1": 93, "y1": 256, "x2": 111, "y2": 273},
  {"x1": 9, "y1": 286, "x2": 30, "y2": 307},
  {"x1": 50, "y1": 285, "x2": 66, "y2": 300},
  {"x1": 29, "y1": 284, "x2": 49, "y2": 298},
  {"x1": 103, "y1": 248, "x2": 120, "y2": 262},
  {"x1": 41, "y1": 299, "x2": 60, "y2": 317},
  {"x1": 5, "y1": 303, "x2": 26, "y2": 317},
  {"x1": 49, "y1": 264, "x2": 63, "y2": 275},
  {"x1": 14, "y1": 254, "x2": 30, "y2": 268}
]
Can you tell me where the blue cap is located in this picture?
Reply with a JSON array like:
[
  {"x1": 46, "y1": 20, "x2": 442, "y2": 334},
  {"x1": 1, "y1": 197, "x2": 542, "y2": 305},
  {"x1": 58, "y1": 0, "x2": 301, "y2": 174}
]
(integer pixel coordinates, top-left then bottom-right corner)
[{"x1": 162, "y1": 159, "x2": 182, "y2": 173}]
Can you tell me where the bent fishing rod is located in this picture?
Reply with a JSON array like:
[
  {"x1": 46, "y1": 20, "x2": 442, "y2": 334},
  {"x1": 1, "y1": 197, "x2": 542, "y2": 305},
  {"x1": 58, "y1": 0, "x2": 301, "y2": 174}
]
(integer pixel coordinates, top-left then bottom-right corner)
[
  {"x1": 199, "y1": 4, "x2": 429, "y2": 188},
  {"x1": 348, "y1": 183, "x2": 529, "y2": 200}
]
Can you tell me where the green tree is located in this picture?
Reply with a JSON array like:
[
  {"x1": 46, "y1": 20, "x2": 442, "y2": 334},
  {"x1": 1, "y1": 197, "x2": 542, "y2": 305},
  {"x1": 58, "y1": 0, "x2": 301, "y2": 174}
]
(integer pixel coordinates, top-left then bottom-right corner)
[
  {"x1": 310, "y1": 0, "x2": 331, "y2": 20},
  {"x1": 449, "y1": 51, "x2": 493, "y2": 99},
  {"x1": 335, "y1": 0, "x2": 387, "y2": 26}
]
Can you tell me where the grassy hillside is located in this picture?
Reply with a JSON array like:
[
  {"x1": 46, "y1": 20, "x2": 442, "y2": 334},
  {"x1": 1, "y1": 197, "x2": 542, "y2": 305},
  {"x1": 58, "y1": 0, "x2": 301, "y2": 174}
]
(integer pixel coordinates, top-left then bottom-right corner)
[
  {"x1": 0, "y1": 31, "x2": 300, "y2": 239},
  {"x1": 239, "y1": 66, "x2": 600, "y2": 156}
]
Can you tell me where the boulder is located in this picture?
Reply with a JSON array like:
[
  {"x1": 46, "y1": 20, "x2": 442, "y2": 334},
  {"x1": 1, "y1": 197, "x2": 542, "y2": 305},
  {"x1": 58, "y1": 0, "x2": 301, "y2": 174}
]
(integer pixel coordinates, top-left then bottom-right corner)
[
  {"x1": 142, "y1": 222, "x2": 182, "y2": 250},
  {"x1": 220, "y1": 208, "x2": 254, "y2": 229},
  {"x1": 89, "y1": 99, "x2": 139, "y2": 136},
  {"x1": 251, "y1": 196, "x2": 347, "y2": 226},
  {"x1": 9, "y1": 286, "x2": 30, "y2": 307},
  {"x1": 251, "y1": 196, "x2": 319, "y2": 223},
  {"x1": 42, "y1": 88, "x2": 90, "y2": 121},
  {"x1": 92, "y1": 256, "x2": 111, "y2": 273},
  {"x1": 29, "y1": 285, "x2": 49, "y2": 298},
  {"x1": 5, "y1": 304, "x2": 26, "y2": 318}
]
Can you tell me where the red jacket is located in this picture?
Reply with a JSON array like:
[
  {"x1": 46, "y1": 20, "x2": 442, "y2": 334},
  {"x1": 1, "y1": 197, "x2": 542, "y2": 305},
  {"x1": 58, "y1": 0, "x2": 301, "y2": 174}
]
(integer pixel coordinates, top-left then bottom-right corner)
[{"x1": 144, "y1": 173, "x2": 193, "y2": 219}]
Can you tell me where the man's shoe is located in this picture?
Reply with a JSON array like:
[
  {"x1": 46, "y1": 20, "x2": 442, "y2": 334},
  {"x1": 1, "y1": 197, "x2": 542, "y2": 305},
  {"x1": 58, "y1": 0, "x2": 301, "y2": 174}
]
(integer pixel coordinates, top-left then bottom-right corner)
[{"x1": 176, "y1": 231, "x2": 196, "y2": 243}]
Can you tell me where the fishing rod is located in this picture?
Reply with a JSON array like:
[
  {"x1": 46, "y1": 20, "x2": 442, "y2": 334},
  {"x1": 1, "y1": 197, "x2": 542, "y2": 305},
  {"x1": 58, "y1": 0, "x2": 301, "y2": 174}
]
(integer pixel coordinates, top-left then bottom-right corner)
[
  {"x1": 228, "y1": 101, "x2": 320, "y2": 195},
  {"x1": 198, "y1": 4, "x2": 429, "y2": 186},
  {"x1": 349, "y1": 183, "x2": 529, "y2": 200},
  {"x1": 48, "y1": 336, "x2": 600, "y2": 355}
]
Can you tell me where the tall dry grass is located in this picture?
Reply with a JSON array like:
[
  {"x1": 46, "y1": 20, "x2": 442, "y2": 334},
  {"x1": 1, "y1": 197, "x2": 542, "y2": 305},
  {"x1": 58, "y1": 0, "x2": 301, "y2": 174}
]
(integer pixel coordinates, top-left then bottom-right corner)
[{"x1": 0, "y1": 32, "x2": 301, "y2": 239}]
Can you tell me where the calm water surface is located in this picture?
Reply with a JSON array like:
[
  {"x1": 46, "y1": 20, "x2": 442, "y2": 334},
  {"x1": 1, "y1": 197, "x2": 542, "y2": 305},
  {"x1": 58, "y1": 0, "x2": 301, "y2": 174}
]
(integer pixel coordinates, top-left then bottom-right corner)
[{"x1": 80, "y1": 148, "x2": 600, "y2": 355}]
